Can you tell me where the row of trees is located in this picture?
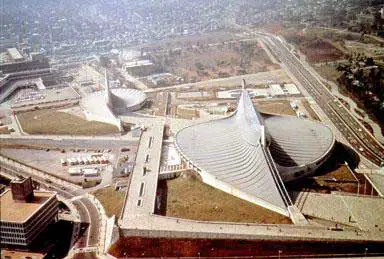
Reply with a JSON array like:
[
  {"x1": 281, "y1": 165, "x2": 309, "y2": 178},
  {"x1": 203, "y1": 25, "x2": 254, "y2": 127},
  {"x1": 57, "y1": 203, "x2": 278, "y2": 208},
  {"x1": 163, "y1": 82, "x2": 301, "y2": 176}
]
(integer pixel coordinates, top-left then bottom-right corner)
[{"x1": 337, "y1": 57, "x2": 384, "y2": 123}]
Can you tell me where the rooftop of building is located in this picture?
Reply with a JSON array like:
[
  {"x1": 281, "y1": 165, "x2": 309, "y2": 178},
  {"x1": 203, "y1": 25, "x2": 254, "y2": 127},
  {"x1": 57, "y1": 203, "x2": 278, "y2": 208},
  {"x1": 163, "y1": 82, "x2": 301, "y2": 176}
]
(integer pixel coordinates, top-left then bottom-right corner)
[
  {"x1": 124, "y1": 59, "x2": 153, "y2": 68},
  {"x1": 7, "y1": 48, "x2": 24, "y2": 61},
  {"x1": 1, "y1": 249, "x2": 45, "y2": 259},
  {"x1": 175, "y1": 84, "x2": 335, "y2": 216},
  {"x1": 0, "y1": 189, "x2": 56, "y2": 223},
  {"x1": 175, "y1": 89, "x2": 291, "y2": 216}
]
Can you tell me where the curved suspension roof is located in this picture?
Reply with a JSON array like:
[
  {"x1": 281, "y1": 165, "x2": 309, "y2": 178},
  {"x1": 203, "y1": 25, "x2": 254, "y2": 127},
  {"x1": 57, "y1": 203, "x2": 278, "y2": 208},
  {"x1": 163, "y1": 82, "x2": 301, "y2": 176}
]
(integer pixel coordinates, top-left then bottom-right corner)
[
  {"x1": 176, "y1": 90, "x2": 291, "y2": 215},
  {"x1": 109, "y1": 88, "x2": 147, "y2": 111},
  {"x1": 175, "y1": 87, "x2": 335, "y2": 215},
  {"x1": 265, "y1": 115, "x2": 334, "y2": 167},
  {"x1": 235, "y1": 88, "x2": 267, "y2": 146}
]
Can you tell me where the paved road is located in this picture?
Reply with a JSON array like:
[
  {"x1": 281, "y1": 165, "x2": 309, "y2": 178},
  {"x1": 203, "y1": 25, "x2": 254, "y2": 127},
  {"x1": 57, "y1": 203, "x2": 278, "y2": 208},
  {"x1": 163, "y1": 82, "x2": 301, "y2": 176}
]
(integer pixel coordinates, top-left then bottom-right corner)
[
  {"x1": 76, "y1": 197, "x2": 100, "y2": 247},
  {"x1": 294, "y1": 191, "x2": 384, "y2": 231},
  {"x1": 0, "y1": 135, "x2": 134, "y2": 150},
  {"x1": 261, "y1": 35, "x2": 384, "y2": 167},
  {"x1": 144, "y1": 69, "x2": 290, "y2": 93},
  {"x1": 0, "y1": 162, "x2": 100, "y2": 249},
  {"x1": 363, "y1": 172, "x2": 384, "y2": 197}
]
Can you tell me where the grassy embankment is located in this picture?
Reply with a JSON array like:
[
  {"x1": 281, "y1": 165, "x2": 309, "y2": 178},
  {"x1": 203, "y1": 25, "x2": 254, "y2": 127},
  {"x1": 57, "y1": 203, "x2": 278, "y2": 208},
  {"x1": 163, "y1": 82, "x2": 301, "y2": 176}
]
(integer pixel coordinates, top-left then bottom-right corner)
[
  {"x1": 17, "y1": 110, "x2": 119, "y2": 135},
  {"x1": 164, "y1": 173, "x2": 291, "y2": 224},
  {"x1": 93, "y1": 186, "x2": 126, "y2": 217}
]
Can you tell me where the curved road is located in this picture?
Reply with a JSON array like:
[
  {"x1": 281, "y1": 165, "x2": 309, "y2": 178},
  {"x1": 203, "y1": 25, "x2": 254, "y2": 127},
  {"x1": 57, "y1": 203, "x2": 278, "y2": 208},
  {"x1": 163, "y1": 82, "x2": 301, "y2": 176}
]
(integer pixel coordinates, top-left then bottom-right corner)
[{"x1": 0, "y1": 162, "x2": 100, "y2": 249}]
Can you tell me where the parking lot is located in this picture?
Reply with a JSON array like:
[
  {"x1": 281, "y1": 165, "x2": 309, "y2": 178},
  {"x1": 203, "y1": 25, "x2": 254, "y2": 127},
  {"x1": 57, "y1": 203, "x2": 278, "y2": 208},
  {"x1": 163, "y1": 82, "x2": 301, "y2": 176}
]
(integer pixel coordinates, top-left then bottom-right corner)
[{"x1": 0, "y1": 147, "x2": 136, "y2": 184}]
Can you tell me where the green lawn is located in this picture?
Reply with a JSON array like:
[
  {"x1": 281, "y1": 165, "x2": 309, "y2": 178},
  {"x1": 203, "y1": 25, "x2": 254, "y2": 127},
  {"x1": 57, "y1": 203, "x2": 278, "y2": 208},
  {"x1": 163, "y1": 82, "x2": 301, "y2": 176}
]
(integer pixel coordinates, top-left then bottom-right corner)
[
  {"x1": 165, "y1": 173, "x2": 291, "y2": 224},
  {"x1": 17, "y1": 110, "x2": 119, "y2": 135},
  {"x1": 93, "y1": 186, "x2": 126, "y2": 217},
  {"x1": 257, "y1": 100, "x2": 297, "y2": 116}
]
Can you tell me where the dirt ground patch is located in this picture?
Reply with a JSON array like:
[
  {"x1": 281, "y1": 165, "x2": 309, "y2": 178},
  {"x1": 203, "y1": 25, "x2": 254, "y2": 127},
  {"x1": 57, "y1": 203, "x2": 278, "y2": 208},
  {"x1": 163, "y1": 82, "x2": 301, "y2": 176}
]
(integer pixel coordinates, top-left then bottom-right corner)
[
  {"x1": 317, "y1": 164, "x2": 356, "y2": 181},
  {"x1": 17, "y1": 110, "x2": 119, "y2": 135},
  {"x1": 313, "y1": 64, "x2": 342, "y2": 82},
  {"x1": 287, "y1": 143, "x2": 378, "y2": 196},
  {"x1": 301, "y1": 99, "x2": 320, "y2": 121},
  {"x1": 344, "y1": 40, "x2": 384, "y2": 57},
  {"x1": 152, "y1": 41, "x2": 279, "y2": 84},
  {"x1": 256, "y1": 100, "x2": 296, "y2": 116},
  {"x1": 300, "y1": 39, "x2": 344, "y2": 63},
  {"x1": 0, "y1": 127, "x2": 10, "y2": 134},
  {"x1": 93, "y1": 186, "x2": 126, "y2": 217},
  {"x1": 161, "y1": 173, "x2": 291, "y2": 224}
]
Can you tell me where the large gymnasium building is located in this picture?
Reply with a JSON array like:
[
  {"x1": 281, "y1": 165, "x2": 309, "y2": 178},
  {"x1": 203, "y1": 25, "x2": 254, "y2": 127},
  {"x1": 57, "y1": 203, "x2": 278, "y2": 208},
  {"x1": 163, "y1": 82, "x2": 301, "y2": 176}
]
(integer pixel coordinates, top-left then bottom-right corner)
[{"x1": 175, "y1": 80, "x2": 335, "y2": 216}]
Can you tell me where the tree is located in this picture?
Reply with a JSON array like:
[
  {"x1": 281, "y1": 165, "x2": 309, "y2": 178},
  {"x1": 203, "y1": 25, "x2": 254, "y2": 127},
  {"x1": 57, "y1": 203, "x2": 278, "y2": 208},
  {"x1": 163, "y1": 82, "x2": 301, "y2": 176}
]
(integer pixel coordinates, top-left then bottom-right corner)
[
  {"x1": 100, "y1": 56, "x2": 111, "y2": 68},
  {"x1": 366, "y1": 57, "x2": 375, "y2": 66}
]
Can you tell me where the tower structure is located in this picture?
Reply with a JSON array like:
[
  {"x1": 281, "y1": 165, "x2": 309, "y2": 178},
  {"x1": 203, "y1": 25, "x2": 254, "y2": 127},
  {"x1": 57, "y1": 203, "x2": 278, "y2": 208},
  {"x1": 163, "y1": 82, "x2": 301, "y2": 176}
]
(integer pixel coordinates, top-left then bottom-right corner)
[{"x1": 104, "y1": 68, "x2": 113, "y2": 110}]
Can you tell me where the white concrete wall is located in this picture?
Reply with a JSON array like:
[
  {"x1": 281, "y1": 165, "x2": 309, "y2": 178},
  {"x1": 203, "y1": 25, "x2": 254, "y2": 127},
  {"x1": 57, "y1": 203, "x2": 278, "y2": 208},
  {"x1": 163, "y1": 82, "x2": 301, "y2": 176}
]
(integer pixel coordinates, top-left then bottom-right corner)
[
  {"x1": 277, "y1": 146, "x2": 334, "y2": 182},
  {"x1": 104, "y1": 215, "x2": 116, "y2": 253},
  {"x1": 84, "y1": 109, "x2": 122, "y2": 132}
]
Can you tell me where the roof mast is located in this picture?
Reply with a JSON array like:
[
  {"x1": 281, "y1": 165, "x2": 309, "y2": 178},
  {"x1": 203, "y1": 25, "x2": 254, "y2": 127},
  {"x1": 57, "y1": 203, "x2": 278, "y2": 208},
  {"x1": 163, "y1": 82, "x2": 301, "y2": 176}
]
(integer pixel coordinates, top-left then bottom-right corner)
[{"x1": 105, "y1": 68, "x2": 112, "y2": 109}]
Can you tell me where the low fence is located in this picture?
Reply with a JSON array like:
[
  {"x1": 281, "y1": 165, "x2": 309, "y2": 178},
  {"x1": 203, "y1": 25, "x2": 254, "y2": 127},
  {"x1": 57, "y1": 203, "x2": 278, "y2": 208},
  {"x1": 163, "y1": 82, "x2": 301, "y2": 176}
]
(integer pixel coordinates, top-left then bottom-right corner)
[
  {"x1": 119, "y1": 227, "x2": 336, "y2": 243},
  {"x1": 105, "y1": 216, "x2": 116, "y2": 253}
]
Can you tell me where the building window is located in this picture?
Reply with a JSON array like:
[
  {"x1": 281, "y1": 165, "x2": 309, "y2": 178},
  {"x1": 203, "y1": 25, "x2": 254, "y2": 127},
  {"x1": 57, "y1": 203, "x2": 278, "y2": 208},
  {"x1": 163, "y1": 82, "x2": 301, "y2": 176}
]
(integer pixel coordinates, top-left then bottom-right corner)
[{"x1": 139, "y1": 182, "x2": 145, "y2": 197}]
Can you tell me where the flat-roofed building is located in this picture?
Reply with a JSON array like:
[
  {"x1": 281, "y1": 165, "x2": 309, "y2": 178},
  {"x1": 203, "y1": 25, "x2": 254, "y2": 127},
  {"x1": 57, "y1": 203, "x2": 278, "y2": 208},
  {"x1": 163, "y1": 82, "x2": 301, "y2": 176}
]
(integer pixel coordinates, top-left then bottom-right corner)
[
  {"x1": 284, "y1": 83, "x2": 301, "y2": 95},
  {"x1": 7, "y1": 48, "x2": 24, "y2": 62},
  {"x1": 270, "y1": 84, "x2": 285, "y2": 96},
  {"x1": 83, "y1": 168, "x2": 99, "y2": 177},
  {"x1": 0, "y1": 56, "x2": 49, "y2": 74},
  {"x1": 0, "y1": 177, "x2": 59, "y2": 246},
  {"x1": 1, "y1": 249, "x2": 46, "y2": 259},
  {"x1": 123, "y1": 59, "x2": 155, "y2": 77}
]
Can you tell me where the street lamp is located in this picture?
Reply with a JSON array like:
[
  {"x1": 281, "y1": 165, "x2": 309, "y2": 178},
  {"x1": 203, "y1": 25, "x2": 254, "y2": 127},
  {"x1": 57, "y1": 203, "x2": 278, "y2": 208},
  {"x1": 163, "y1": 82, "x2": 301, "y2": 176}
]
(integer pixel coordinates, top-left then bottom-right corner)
[{"x1": 364, "y1": 247, "x2": 368, "y2": 258}]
